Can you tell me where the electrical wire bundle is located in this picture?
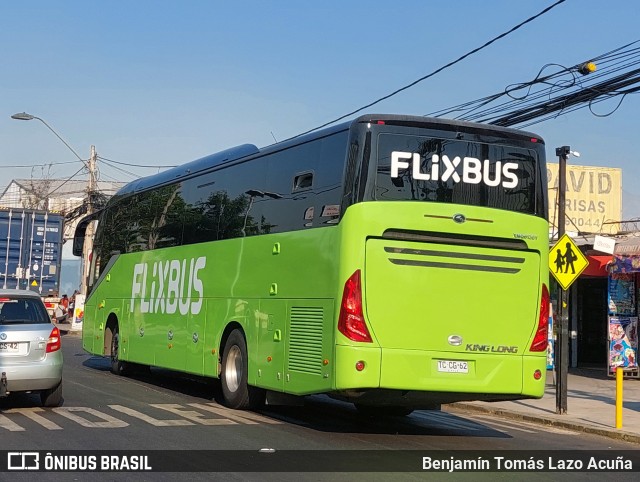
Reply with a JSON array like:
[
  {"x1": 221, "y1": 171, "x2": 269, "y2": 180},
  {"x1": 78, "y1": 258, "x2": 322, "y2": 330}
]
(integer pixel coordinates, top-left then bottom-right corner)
[{"x1": 427, "y1": 41, "x2": 640, "y2": 128}]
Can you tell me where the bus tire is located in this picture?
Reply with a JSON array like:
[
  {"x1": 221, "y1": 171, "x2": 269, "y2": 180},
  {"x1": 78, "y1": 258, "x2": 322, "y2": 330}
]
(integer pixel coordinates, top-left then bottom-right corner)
[
  {"x1": 355, "y1": 404, "x2": 414, "y2": 417},
  {"x1": 110, "y1": 327, "x2": 130, "y2": 376},
  {"x1": 220, "y1": 329, "x2": 264, "y2": 410}
]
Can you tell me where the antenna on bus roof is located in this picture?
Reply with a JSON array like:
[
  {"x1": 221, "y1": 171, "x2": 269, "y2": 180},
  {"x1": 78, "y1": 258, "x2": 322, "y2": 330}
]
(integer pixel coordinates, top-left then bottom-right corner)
[{"x1": 270, "y1": 131, "x2": 278, "y2": 143}]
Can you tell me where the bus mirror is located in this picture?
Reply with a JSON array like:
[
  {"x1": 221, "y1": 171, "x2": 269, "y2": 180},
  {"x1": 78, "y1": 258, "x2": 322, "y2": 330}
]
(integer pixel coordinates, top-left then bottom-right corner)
[
  {"x1": 72, "y1": 232, "x2": 85, "y2": 257},
  {"x1": 73, "y1": 212, "x2": 101, "y2": 257}
]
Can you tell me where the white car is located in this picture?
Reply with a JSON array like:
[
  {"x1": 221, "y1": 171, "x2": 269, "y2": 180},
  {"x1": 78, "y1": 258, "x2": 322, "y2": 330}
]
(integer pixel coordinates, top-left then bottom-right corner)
[{"x1": 0, "y1": 289, "x2": 63, "y2": 406}]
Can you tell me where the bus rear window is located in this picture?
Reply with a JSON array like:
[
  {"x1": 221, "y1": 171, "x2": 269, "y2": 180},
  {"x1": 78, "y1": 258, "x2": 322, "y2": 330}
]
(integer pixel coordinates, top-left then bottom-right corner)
[{"x1": 374, "y1": 133, "x2": 542, "y2": 216}]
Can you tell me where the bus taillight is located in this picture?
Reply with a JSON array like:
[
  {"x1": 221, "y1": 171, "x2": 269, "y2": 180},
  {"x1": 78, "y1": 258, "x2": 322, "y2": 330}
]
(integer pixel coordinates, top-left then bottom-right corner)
[
  {"x1": 529, "y1": 284, "x2": 549, "y2": 352},
  {"x1": 338, "y1": 270, "x2": 373, "y2": 343}
]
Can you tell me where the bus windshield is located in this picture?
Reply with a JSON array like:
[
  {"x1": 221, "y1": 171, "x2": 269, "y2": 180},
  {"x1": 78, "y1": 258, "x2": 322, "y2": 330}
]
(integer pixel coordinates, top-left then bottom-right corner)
[{"x1": 374, "y1": 132, "x2": 543, "y2": 216}]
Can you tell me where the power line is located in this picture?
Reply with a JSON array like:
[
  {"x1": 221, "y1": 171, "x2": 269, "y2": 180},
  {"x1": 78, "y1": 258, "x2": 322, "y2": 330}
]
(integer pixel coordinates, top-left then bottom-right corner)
[
  {"x1": 490, "y1": 66, "x2": 640, "y2": 127},
  {"x1": 98, "y1": 158, "x2": 142, "y2": 180},
  {"x1": 0, "y1": 160, "x2": 80, "y2": 169},
  {"x1": 98, "y1": 171, "x2": 125, "y2": 183},
  {"x1": 287, "y1": 0, "x2": 567, "y2": 140},
  {"x1": 97, "y1": 155, "x2": 177, "y2": 168},
  {"x1": 424, "y1": 40, "x2": 640, "y2": 128}
]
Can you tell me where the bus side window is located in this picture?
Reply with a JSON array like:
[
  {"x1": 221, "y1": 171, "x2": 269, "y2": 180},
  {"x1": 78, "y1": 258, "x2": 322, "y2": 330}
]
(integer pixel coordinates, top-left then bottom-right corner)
[
  {"x1": 293, "y1": 172, "x2": 314, "y2": 192},
  {"x1": 87, "y1": 251, "x2": 101, "y2": 295}
]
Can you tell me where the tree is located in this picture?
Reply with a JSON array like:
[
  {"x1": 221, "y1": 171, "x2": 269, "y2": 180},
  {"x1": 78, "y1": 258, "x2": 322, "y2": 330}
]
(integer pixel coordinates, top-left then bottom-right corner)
[{"x1": 21, "y1": 166, "x2": 53, "y2": 210}]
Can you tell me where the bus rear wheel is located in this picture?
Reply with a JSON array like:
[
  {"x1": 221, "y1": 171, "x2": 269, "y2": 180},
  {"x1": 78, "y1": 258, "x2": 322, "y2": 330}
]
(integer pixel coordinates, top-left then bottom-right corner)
[
  {"x1": 110, "y1": 327, "x2": 130, "y2": 376},
  {"x1": 220, "y1": 329, "x2": 264, "y2": 410}
]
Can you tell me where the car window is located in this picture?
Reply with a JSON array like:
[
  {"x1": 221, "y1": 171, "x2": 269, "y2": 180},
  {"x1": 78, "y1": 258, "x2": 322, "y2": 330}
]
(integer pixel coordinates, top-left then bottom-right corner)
[{"x1": 0, "y1": 297, "x2": 50, "y2": 324}]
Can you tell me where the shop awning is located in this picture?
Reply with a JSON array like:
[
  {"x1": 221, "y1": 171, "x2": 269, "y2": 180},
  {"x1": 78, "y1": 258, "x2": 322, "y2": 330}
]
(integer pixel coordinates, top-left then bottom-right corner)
[
  {"x1": 614, "y1": 237, "x2": 640, "y2": 256},
  {"x1": 608, "y1": 254, "x2": 640, "y2": 274},
  {"x1": 605, "y1": 237, "x2": 640, "y2": 273},
  {"x1": 583, "y1": 254, "x2": 612, "y2": 277}
]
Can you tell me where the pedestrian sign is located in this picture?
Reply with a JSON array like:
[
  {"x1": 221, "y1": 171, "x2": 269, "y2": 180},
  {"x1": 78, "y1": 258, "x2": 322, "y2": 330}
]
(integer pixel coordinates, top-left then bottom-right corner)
[{"x1": 549, "y1": 233, "x2": 589, "y2": 290}]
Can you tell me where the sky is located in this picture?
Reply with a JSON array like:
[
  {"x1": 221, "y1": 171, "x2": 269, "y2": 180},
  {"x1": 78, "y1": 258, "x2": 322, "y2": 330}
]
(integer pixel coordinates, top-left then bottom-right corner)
[{"x1": 1, "y1": 0, "x2": 639, "y2": 218}]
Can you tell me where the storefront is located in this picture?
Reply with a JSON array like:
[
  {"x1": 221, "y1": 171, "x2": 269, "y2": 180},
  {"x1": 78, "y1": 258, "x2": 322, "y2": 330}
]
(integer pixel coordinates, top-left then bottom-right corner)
[
  {"x1": 606, "y1": 252, "x2": 640, "y2": 378},
  {"x1": 548, "y1": 248, "x2": 609, "y2": 369},
  {"x1": 555, "y1": 239, "x2": 640, "y2": 376},
  {"x1": 573, "y1": 253, "x2": 610, "y2": 368}
]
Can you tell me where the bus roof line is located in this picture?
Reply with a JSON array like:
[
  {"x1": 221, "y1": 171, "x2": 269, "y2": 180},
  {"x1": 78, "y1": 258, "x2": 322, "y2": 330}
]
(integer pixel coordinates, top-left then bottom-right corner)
[{"x1": 115, "y1": 114, "x2": 543, "y2": 199}]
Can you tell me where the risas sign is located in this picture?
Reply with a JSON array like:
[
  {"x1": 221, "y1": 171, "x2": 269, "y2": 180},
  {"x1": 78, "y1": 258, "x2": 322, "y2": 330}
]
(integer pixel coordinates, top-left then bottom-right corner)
[
  {"x1": 391, "y1": 151, "x2": 519, "y2": 188},
  {"x1": 130, "y1": 257, "x2": 206, "y2": 316},
  {"x1": 547, "y1": 163, "x2": 622, "y2": 234}
]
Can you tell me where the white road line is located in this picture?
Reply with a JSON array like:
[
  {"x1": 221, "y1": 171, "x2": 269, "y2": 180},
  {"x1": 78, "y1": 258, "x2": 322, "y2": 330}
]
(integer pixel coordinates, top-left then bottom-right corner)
[
  {"x1": 52, "y1": 407, "x2": 129, "y2": 428},
  {"x1": 109, "y1": 405, "x2": 196, "y2": 426},
  {"x1": 150, "y1": 404, "x2": 238, "y2": 425},
  {"x1": 189, "y1": 403, "x2": 283, "y2": 425},
  {"x1": 3, "y1": 408, "x2": 63, "y2": 430},
  {"x1": 0, "y1": 414, "x2": 25, "y2": 432}
]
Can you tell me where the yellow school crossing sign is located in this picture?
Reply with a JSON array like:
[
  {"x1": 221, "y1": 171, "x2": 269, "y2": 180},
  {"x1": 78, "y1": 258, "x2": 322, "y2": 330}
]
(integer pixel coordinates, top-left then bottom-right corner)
[{"x1": 549, "y1": 233, "x2": 589, "y2": 290}]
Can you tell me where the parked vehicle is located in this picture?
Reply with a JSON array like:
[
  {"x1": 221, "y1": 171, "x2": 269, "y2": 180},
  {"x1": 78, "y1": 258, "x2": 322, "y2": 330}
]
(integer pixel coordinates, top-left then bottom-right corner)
[
  {"x1": 0, "y1": 208, "x2": 65, "y2": 319},
  {"x1": 0, "y1": 208, "x2": 65, "y2": 294},
  {"x1": 0, "y1": 289, "x2": 63, "y2": 406},
  {"x1": 44, "y1": 296, "x2": 63, "y2": 321}
]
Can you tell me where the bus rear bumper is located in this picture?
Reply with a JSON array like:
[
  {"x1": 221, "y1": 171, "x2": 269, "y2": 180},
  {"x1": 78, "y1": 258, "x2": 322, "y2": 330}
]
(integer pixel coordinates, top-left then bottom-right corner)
[
  {"x1": 334, "y1": 345, "x2": 546, "y2": 401},
  {"x1": 334, "y1": 344, "x2": 382, "y2": 390}
]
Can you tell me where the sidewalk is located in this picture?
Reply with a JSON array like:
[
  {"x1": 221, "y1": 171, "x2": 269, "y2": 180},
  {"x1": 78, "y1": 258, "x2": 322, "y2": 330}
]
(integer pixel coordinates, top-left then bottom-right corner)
[{"x1": 446, "y1": 368, "x2": 640, "y2": 444}]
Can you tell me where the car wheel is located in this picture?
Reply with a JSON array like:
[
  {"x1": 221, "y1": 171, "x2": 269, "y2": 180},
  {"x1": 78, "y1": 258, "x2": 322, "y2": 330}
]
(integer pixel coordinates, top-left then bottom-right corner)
[
  {"x1": 220, "y1": 329, "x2": 264, "y2": 409},
  {"x1": 110, "y1": 327, "x2": 129, "y2": 376},
  {"x1": 40, "y1": 381, "x2": 63, "y2": 407}
]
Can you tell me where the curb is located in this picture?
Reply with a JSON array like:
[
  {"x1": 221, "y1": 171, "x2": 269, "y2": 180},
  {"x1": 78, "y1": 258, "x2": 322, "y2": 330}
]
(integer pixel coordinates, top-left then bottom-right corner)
[{"x1": 445, "y1": 402, "x2": 640, "y2": 445}]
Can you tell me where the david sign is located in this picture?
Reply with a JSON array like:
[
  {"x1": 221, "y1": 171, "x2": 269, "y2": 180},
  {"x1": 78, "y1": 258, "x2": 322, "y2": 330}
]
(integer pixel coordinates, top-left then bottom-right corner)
[{"x1": 547, "y1": 164, "x2": 621, "y2": 234}]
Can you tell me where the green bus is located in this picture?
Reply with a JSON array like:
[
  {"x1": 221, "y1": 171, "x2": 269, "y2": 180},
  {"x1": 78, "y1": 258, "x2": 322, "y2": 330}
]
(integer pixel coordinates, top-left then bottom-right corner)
[{"x1": 74, "y1": 114, "x2": 549, "y2": 414}]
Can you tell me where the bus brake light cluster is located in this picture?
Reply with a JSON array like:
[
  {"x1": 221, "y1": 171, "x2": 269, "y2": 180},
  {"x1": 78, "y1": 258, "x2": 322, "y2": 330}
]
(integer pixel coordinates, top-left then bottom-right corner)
[
  {"x1": 338, "y1": 270, "x2": 373, "y2": 343},
  {"x1": 529, "y1": 284, "x2": 549, "y2": 352}
]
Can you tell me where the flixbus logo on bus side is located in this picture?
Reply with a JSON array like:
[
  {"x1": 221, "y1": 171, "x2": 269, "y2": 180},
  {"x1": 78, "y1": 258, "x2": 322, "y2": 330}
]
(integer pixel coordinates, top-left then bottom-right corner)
[
  {"x1": 130, "y1": 256, "x2": 207, "y2": 315},
  {"x1": 391, "y1": 151, "x2": 519, "y2": 188},
  {"x1": 465, "y1": 344, "x2": 518, "y2": 353}
]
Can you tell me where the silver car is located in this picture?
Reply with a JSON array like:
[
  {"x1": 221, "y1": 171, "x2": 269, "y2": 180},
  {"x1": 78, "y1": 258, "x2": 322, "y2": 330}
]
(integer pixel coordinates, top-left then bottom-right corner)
[{"x1": 0, "y1": 289, "x2": 63, "y2": 406}]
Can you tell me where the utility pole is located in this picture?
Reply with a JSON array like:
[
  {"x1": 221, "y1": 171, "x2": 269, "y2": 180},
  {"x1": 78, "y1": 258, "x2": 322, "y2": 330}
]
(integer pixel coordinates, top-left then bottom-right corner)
[
  {"x1": 555, "y1": 145, "x2": 570, "y2": 414},
  {"x1": 80, "y1": 146, "x2": 97, "y2": 295},
  {"x1": 88, "y1": 145, "x2": 97, "y2": 205}
]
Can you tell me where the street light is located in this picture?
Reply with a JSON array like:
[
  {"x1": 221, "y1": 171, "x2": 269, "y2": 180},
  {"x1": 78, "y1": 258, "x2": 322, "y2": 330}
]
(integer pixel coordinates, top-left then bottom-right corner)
[
  {"x1": 11, "y1": 111, "x2": 98, "y2": 296},
  {"x1": 11, "y1": 112, "x2": 88, "y2": 167},
  {"x1": 11, "y1": 112, "x2": 83, "y2": 163},
  {"x1": 11, "y1": 110, "x2": 98, "y2": 210}
]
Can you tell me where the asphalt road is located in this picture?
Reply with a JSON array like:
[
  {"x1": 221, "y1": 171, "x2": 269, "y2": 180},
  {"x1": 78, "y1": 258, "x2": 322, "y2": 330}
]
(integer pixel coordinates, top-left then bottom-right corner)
[{"x1": 1, "y1": 331, "x2": 637, "y2": 481}]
